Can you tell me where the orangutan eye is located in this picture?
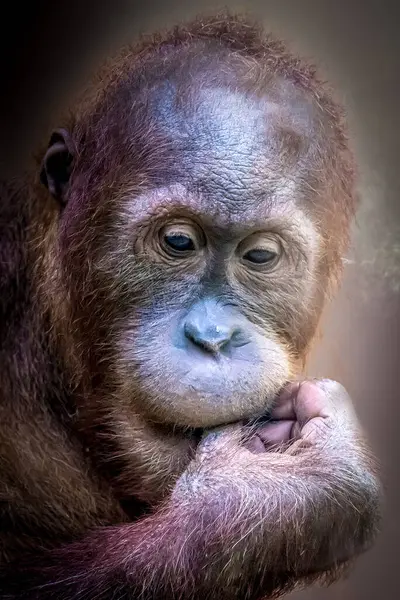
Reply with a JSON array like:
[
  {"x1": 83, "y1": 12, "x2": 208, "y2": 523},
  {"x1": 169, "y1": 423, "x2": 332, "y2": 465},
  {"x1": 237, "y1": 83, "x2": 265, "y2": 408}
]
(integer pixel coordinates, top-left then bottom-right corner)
[
  {"x1": 164, "y1": 233, "x2": 195, "y2": 252},
  {"x1": 159, "y1": 222, "x2": 205, "y2": 258},
  {"x1": 238, "y1": 233, "x2": 282, "y2": 271},
  {"x1": 243, "y1": 248, "x2": 277, "y2": 264}
]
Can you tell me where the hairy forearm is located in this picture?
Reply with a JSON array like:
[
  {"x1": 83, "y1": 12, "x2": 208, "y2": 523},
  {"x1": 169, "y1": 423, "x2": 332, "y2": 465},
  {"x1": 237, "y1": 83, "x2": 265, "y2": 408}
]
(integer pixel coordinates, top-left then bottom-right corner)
[
  {"x1": 0, "y1": 508, "x2": 181, "y2": 599},
  {"x1": 1, "y1": 439, "x2": 381, "y2": 600},
  {"x1": 174, "y1": 443, "x2": 381, "y2": 577}
]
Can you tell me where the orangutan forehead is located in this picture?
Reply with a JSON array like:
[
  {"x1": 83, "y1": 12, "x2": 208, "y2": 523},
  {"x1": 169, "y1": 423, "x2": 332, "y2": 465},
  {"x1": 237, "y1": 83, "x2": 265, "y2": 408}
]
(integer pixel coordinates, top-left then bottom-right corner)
[
  {"x1": 148, "y1": 80, "x2": 315, "y2": 149},
  {"x1": 122, "y1": 81, "x2": 322, "y2": 212}
]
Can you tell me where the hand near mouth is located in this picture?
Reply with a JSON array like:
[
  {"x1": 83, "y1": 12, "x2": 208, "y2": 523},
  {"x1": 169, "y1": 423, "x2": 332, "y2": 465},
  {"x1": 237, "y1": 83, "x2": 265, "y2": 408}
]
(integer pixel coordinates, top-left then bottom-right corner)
[{"x1": 241, "y1": 378, "x2": 360, "y2": 453}]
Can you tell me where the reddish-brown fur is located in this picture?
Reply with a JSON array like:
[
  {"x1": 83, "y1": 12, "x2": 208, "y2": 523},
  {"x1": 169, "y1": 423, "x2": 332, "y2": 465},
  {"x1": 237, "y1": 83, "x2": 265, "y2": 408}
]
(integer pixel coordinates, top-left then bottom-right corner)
[{"x1": 0, "y1": 12, "x2": 381, "y2": 600}]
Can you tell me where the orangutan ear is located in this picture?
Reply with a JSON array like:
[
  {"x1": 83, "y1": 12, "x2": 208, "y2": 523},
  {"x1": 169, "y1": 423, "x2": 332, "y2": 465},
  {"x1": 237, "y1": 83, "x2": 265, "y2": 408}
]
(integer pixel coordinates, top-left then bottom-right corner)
[{"x1": 40, "y1": 128, "x2": 75, "y2": 204}]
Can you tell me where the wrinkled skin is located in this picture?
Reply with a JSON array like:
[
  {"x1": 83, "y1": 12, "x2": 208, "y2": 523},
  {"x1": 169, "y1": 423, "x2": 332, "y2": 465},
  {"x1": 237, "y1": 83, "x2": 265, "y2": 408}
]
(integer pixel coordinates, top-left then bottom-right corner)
[{"x1": 0, "y1": 12, "x2": 381, "y2": 600}]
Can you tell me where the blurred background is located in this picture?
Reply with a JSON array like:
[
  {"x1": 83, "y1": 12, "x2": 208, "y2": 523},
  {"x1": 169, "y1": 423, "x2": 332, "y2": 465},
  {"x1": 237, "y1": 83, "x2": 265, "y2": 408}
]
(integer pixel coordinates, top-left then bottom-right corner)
[{"x1": 1, "y1": 0, "x2": 399, "y2": 597}]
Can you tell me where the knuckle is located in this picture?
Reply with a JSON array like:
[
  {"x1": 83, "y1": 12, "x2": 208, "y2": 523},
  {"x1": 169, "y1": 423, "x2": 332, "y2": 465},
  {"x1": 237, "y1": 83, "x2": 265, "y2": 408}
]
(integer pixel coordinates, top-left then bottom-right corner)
[{"x1": 316, "y1": 379, "x2": 348, "y2": 397}]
